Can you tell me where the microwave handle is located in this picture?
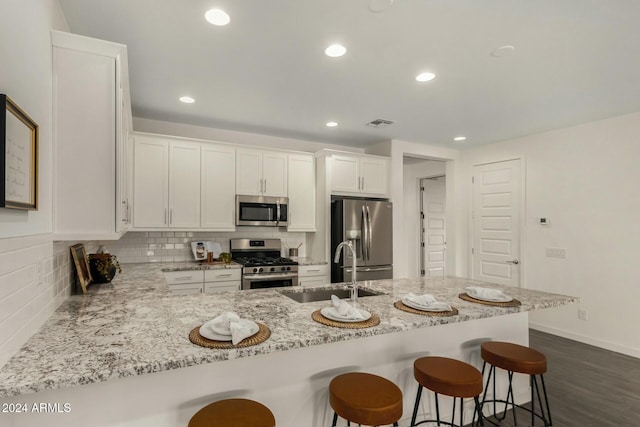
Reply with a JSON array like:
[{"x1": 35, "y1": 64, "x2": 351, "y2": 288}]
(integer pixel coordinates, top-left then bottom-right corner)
[{"x1": 276, "y1": 200, "x2": 281, "y2": 226}]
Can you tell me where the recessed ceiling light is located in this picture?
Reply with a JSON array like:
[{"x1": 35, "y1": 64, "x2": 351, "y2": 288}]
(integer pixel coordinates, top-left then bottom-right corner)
[
  {"x1": 491, "y1": 45, "x2": 515, "y2": 58},
  {"x1": 415, "y1": 72, "x2": 436, "y2": 82},
  {"x1": 453, "y1": 136, "x2": 467, "y2": 141},
  {"x1": 326, "y1": 121, "x2": 339, "y2": 127},
  {"x1": 205, "y1": 9, "x2": 230, "y2": 26},
  {"x1": 179, "y1": 96, "x2": 195, "y2": 104},
  {"x1": 325, "y1": 44, "x2": 347, "y2": 58}
]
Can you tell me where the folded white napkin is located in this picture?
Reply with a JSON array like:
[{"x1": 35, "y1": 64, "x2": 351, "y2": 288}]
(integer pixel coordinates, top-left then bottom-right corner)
[
  {"x1": 404, "y1": 293, "x2": 452, "y2": 311},
  {"x1": 331, "y1": 295, "x2": 366, "y2": 320},
  {"x1": 466, "y1": 286, "x2": 507, "y2": 300},
  {"x1": 203, "y1": 311, "x2": 256, "y2": 344}
]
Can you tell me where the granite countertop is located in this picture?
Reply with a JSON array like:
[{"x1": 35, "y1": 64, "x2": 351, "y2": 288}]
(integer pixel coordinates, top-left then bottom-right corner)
[
  {"x1": 290, "y1": 257, "x2": 328, "y2": 265},
  {"x1": 161, "y1": 261, "x2": 242, "y2": 272},
  {"x1": 0, "y1": 263, "x2": 577, "y2": 398}
]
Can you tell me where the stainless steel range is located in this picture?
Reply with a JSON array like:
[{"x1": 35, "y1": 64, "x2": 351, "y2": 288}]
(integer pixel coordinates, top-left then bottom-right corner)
[{"x1": 230, "y1": 238, "x2": 299, "y2": 290}]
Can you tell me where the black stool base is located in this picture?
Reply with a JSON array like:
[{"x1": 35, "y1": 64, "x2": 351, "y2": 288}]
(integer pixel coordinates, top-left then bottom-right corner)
[
  {"x1": 331, "y1": 412, "x2": 398, "y2": 427},
  {"x1": 410, "y1": 385, "x2": 485, "y2": 427}
]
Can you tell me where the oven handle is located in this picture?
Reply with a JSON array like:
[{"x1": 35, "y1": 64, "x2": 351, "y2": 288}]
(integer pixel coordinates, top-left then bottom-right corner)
[{"x1": 243, "y1": 273, "x2": 298, "y2": 281}]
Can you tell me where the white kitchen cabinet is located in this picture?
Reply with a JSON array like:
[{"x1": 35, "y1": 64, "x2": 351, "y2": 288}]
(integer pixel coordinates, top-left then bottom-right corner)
[
  {"x1": 204, "y1": 269, "x2": 242, "y2": 293},
  {"x1": 133, "y1": 135, "x2": 200, "y2": 228},
  {"x1": 330, "y1": 154, "x2": 389, "y2": 197},
  {"x1": 287, "y1": 154, "x2": 316, "y2": 231},
  {"x1": 164, "y1": 270, "x2": 204, "y2": 295},
  {"x1": 236, "y1": 149, "x2": 287, "y2": 197},
  {"x1": 201, "y1": 144, "x2": 236, "y2": 230},
  {"x1": 298, "y1": 264, "x2": 329, "y2": 287},
  {"x1": 52, "y1": 30, "x2": 133, "y2": 240}
]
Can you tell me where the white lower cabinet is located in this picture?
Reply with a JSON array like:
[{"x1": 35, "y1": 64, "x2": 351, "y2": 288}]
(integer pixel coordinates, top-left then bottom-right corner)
[
  {"x1": 298, "y1": 264, "x2": 329, "y2": 287},
  {"x1": 204, "y1": 269, "x2": 242, "y2": 294},
  {"x1": 164, "y1": 269, "x2": 241, "y2": 295}
]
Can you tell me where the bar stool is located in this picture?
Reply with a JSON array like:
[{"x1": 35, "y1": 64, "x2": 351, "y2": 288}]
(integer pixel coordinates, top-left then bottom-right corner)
[
  {"x1": 188, "y1": 398, "x2": 275, "y2": 427},
  {"x1": 480, "y1": 341, "x2": 552, "y2": 427},
  {"x1": 410, "y1": 356, "x2": 484, "y2": 427},
  {"x1": 329, "y1": 372, "x2": 403, "y2": 426}
]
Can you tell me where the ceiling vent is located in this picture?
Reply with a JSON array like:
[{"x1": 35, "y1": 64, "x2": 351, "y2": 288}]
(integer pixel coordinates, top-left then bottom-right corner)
[{"x1": 366, "y1": 118, "x2": 396, "y2": 128}]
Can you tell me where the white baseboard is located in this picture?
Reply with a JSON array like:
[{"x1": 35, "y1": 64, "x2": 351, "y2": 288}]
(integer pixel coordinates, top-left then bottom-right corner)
[{"x1": 529, "y1": 322, "x2": 640, "y2": 359}]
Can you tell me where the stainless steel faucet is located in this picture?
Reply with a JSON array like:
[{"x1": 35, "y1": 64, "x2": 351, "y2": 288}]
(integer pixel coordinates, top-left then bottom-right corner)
[{"x1": 334, "y1": 240, "x2": 358, "y2": 301}]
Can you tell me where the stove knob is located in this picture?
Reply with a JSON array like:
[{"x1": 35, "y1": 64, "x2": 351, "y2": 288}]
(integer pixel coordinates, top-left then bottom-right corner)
[
  {"x1": 281, "y1": 266, "x2": 286, "y2": 271},
  {"x1": 258, "y1": 267, "x2": 263, "y2": 273},
  {"x1": 270, "y1": 267, "x2": 275, "y2": 272},
  {"x1": 252, "y1": 268, "x2": 258, "y2": 273},
  {"x1": 286, "y1": 266, "x2": 291, "y2": 271}
]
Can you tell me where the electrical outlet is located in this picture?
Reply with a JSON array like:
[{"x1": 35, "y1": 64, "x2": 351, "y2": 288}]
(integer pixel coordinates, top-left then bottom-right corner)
[
  {"x1": 545, "y1": 248, "x2": 566, "y2": 258},
  {"x1": 578, "y1": 309, "x2": 588, "y2": 321}
]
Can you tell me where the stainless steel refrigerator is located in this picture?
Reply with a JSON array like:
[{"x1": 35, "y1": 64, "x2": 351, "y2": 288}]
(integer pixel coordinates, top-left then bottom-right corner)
[{"x1": 331, "y1": 198, "x2": 393, "y2": 283}]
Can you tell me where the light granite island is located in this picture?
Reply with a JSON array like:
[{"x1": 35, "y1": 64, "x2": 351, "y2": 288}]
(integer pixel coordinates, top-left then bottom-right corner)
[{"x1": 0, "y1": 263, "x2": 577, "y2": 427}]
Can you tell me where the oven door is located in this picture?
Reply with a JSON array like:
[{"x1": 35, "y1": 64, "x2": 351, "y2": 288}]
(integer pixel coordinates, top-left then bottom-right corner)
[
  {"x1": 242, "y1": 273, "x2": 298, "y2": 290},
  {"x1": 236, "y1": 195, "x2": 289, "y2": 226}
]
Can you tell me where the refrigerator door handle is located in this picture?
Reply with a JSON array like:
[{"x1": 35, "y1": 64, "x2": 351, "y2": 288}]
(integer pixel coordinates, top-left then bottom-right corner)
[
  {"x1": 366, "y1": 205, "x2": 372, "y2": 261},
  {"x1": 361, "y1": 205, "x2": 368, "y2": 261}
]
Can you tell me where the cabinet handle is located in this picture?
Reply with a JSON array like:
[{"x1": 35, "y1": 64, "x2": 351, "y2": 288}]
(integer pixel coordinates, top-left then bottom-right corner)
[
  {"x1": 264, "y1": 179, "x2": 267, "y2": 193},
  {"x1": 259, "y1": 178, "x2": 263, "y2": 193},
  {"x1": 307, "y1": 269, "x2": 321, "y2": 272},
  {"x1": 170, "y1": 208, "x2": 173, "y2": 225},
  {"x1": 361, "y1": 176, "x2": 365, "y2": 190},
  {"x1": 175, "y1": 276, "x2": 194, "y2": 281},
  {"x1": 216, "y1": 273, "x2": 232, "y2": 278},
  {"x1": 164, "y1": 208, "x2": 167, "y2": 225}
]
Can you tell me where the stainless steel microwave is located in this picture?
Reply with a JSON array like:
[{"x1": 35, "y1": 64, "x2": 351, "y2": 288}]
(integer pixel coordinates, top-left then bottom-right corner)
[{"x1": 236, "y1": 195, "x2": 289, "y2": 226}]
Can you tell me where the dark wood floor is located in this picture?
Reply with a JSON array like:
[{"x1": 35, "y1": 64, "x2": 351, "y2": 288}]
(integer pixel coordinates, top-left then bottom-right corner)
[{"x1": 470, "y1": 329, "x2": 640, "y2": 426}]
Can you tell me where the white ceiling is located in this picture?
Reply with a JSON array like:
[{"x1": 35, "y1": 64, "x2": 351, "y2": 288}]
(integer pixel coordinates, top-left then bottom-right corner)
[{"x1": 58, "y1": 0, "x2": 640, "y2": 149}]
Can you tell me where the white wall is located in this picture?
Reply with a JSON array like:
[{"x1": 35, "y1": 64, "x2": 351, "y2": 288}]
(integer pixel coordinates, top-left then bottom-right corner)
[
  {"x1": 0, "y1": 0, "x2": 71, "y2": 368},
  {"x1": 402, "y1": 159, "x2": 446, "y2": 278},
  {"x1": 457, "y1": 112, "x2": 640, "y2": 358},
  {"x1": 374, "y1": 140, "x2": 460, "y2": 279},
  {"x1": 133, "y1": 117, "x2": 363, "y2": 154}
]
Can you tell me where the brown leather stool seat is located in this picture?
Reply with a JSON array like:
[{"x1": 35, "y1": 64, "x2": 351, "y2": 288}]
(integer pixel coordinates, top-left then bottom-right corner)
[
  {"x1": 410, "y1": 356, "x2": 484, "y2": 426},
  {"x1": 188, "y1": 398, "x2": 275, "y2": 427},
  {"x1": 480, "y1": 341, "x2": 552, "y2": 426},
  {"x1": 329, "y1": 372, "x2": 403, "y2": 426}
]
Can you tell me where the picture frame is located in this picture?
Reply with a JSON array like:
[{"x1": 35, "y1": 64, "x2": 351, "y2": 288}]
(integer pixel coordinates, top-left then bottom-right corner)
[
  {"x1": 70, "y1": 243, "x2": 92, "y2": 294},
  {"x1": 1, "y1": 94, "x2": 39, "y2": 210}
]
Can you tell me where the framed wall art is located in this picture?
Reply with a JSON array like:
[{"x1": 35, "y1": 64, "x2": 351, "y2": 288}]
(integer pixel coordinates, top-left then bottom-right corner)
[
  {"x1": 1, "y1": 94, "x2": 39, "y2": 210},
  {"x1": 70, "y1": 243, "x2": 92, "y2": 294}
]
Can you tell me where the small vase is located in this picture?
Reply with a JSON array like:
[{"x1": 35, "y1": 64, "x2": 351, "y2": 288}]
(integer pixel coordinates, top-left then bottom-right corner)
[{"x1": 88, "y1": 254, "x2": 117, "y2": 284}]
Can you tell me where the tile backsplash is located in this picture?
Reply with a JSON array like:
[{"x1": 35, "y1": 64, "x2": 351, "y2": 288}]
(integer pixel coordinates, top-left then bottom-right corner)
[{"x1": 96, "y1": 230, "x2": 308, "y2": 263}]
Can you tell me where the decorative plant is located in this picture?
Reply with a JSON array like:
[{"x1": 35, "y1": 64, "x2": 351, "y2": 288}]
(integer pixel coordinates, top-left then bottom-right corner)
[{"x1": 87, "y1": 251, "x2": 122, "y2": 284}]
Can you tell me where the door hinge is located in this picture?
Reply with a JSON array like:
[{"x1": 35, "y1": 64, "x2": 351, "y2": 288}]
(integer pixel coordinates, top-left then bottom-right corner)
[
  {"x1": 420, "y1": 269, "x2": 425, "y2": 275},
  {"x1": 421, "y1": 242, "x2": 425, "y2": 247},
  {"x1": 420, "y1": 212, "x2": 424, "y2": 219},
  {"x1": 420, "y1": 186, "x2": 425, "y2": 191}
]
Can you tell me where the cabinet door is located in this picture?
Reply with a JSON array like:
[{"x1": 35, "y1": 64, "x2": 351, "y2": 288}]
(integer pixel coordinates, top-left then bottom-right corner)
[
  {"x1": 236, "y1": 149, "x2": 263, "y2": 195},
  {"x1": 169, "y1": 142, "x2": 201, "y2": 227},
  {"x1": 331, "y1": 155, "x2": 360, "y2": 193},
  {"x1": 134, "y1": 138, "x2": 169, "y2": 227},
  {"x1": 262, "y1": 152, "x2": 288, "y2": 196},
  {"x1": 201, "y1": 144, "x2": 236, "y2": 230},
  {"x1": 288, "y1": 154, "x2": 315, "y2": 231},
  {"x1": 361, "y1": 157, "x2": 388, "y2": 195}
]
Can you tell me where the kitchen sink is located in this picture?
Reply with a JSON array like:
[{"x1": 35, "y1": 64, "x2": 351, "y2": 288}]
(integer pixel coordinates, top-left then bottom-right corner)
[{"x1": 279, "y1": 287, "x2": 385, "y2": 303}]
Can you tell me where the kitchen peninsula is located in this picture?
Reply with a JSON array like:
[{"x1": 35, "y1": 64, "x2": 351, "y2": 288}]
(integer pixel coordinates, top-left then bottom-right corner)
[{"x1": 0, "y1": 263, "x2": 576, "y2": 427}]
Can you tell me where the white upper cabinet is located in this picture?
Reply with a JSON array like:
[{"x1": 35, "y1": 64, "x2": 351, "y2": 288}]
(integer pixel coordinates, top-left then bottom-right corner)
[
  {"x1": 287, "y1": 154, "x2": 316, "y2": 231},
  {"x1": 201, "y1": 144, "x2": 236, "y2": 230},
  {"x1": 330, "y1": 153, "x2": 389, "y2": 197},
  {"x1": 236, "y1": 149, "x2": 287, "y2": 197},
  {"x1": 133, "y1": 135, "x2": 200, "y2": 228},
  {"x1": 52, "y1": 30, "x2": 133, "y2": 240}
]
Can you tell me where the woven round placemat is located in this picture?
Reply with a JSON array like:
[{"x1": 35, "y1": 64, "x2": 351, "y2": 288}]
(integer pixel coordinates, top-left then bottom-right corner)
[
  {"x1": 189, "y1": 322, "x2": 271, "y2": 349},
  {"x1": 312, "y1": 310, "x2": 380, "y2": 329},
  {"x1": 458, "y1": 293, "x2": 521, "y2": 307},
  {"x1": 393, "y1": 300, "x2": 459, "y2": 317}
]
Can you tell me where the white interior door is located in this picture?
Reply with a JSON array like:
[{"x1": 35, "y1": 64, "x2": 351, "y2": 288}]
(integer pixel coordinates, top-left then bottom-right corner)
[
  {"x1": 421, "y1": 177, "x2": 446, "y2": 278},
  {"x1": 472, "y1": 159, "x2": 522, "y2": 286}
]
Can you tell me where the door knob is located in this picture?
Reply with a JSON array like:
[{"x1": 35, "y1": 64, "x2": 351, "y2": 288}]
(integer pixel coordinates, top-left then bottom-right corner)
[{"x1": 506, "y1": 259, "x2": 520, "y2": 265}]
